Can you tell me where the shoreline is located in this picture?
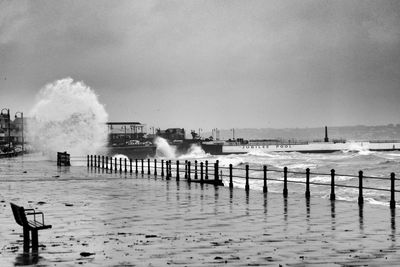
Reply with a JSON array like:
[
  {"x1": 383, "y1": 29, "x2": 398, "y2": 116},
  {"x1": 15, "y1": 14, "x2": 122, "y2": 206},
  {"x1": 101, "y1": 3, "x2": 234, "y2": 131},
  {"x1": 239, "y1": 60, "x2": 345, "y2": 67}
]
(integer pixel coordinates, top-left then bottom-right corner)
[{"x1": 1, "y1": 162, "x2": 400, "y2": 266}]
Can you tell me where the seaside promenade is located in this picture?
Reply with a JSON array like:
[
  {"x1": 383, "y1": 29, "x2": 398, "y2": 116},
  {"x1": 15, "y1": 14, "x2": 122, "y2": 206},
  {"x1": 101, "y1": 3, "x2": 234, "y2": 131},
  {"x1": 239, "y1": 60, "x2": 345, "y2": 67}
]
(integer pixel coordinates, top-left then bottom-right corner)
[{"x1": 0, "y1": 161, "x2": 400, "y2": 266}]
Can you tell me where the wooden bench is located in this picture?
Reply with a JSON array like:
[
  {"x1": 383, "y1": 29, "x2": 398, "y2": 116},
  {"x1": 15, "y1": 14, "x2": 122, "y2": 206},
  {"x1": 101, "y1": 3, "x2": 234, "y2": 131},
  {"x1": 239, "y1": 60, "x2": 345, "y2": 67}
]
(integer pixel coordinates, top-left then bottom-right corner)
[{"x1": 10, "y1": 203, "x2": 52, "y2": 252}]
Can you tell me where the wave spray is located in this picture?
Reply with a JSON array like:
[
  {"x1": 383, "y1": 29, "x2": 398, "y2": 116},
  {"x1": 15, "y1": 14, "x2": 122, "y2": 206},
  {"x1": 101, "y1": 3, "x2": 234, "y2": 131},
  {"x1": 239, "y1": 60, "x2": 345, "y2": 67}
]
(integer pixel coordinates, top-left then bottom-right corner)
[{"x1": 28, "y1": 78, "x2": 109, "y2": 157}]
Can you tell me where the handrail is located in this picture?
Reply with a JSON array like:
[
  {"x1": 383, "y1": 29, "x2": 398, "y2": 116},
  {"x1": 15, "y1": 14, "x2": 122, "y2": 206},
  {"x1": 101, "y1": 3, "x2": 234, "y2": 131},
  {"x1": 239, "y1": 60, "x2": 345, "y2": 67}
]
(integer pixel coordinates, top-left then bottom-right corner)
[{"x1": 86, "y1": 155, "x2": 398, "y2": 208}]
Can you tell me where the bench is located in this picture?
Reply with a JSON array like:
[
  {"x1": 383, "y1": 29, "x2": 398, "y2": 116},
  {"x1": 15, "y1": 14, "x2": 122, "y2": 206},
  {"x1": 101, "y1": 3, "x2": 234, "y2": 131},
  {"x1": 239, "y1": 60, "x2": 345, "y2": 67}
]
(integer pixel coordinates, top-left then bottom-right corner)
[{"x1": 10, "y1": 203, "x2": 52, "y2": 252}]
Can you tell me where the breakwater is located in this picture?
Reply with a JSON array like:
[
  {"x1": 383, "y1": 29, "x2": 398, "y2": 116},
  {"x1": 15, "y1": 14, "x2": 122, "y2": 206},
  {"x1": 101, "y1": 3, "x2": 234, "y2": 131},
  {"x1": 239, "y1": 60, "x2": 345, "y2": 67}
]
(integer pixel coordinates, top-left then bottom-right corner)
[{"x1": 87, "y1": 154, "x2": 398, "y2": 209}]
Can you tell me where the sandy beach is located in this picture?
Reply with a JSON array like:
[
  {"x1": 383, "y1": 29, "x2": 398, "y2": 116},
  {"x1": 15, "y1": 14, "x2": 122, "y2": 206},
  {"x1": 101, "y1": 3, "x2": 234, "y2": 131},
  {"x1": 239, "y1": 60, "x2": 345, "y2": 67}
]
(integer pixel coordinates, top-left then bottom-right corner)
[{"x1": 1, "y1": 159, "x2": 400, "y2": 266}]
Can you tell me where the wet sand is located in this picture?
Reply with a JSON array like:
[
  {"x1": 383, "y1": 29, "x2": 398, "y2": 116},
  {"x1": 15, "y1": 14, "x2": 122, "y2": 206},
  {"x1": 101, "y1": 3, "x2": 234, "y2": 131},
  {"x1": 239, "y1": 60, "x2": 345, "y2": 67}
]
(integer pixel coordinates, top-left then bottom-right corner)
[{"x1": 1, "y1": 167, "x2": 400, "y2": 266}]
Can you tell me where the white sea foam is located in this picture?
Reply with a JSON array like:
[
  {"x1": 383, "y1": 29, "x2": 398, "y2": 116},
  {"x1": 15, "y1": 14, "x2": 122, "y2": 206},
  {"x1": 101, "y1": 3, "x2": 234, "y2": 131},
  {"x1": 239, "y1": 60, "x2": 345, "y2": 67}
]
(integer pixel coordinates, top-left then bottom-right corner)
[
  {"x1": 27, "y1": 78, "x2": 108, "y2": 158},
  {"x1": 154, "y1": 137, "x2": 176, "y2": 158}
]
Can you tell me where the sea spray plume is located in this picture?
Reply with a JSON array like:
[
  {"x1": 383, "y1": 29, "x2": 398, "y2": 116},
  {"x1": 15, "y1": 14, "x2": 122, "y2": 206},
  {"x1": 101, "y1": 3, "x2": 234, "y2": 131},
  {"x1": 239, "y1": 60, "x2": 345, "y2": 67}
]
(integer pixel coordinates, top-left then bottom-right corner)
[
  {"x1": 28, "y1": 78, "x2": 108, "y2": 157},
  {"x1": 154, "y1": 137, "x2": 177, "y2": 158}
]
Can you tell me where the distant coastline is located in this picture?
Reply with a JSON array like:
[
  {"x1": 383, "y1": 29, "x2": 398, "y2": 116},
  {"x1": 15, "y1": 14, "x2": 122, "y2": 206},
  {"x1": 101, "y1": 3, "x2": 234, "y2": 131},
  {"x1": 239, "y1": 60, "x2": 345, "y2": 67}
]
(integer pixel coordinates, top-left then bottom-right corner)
[{"x1": 202, "y1": 124, "x2": 400, "y2": 141}]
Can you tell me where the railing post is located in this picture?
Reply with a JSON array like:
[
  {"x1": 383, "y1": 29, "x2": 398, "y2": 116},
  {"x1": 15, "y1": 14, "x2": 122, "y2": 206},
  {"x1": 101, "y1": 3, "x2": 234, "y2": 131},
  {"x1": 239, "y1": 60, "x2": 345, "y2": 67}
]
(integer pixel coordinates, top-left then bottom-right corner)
[
  {"x1": 102, "y1": 156, "x2": 104, "y2": 169},
  {"x1": 90, "y1": 155, "x2": 93, "y2": 168},
  {"x1": 184, "y1": 160, "x2": 187, "y2": 179},
  {"x1": 305, "y1": 168, "x2": 310, "y2": 199},
  {"x1": 201, "y1": 162, "x2": 204, "y2": 182},
  {"x1": 120, "y1": 158, "x2": 122, "y2": 173},
  {"x1": 205, "y1": 160, "x2": 209, "y2": 180},
  {"x1": 141, "y1": 159, "x2": 144, "y2": 174},
  {"x1": 98, "y1": 155, "x2": 101, "y2": 168},
  {"x1": 263, "y1": 165, "x2": 268, "y2": 193},
  {"x1": 87, "y1": 155, "x2": 89, "y2": 167},
  {"x1": 283, "y1": 167, "x2": 288, "y2": 197},
  {"x1": 176, "y1": 160, "x2": 180, "y2": 180},
  {"x1": 390, "y1": 172, "x2": 396, "y2": 209},
  {"x1": 114, "y1": 158, "x2": 117, "y2": 172},
  {"x1": 195, "y1": 160, "x2": 198, "y2": 179},
  {"x1": 124, "y1": 158, "x2": 127, "y2": 173},
  {"x1": 161, "y1": 160, "x2": 164, "y2": 177},
  {"x1": 94, "y1": 155, "x2": 97, "y2": 169},
  {"x1": 245, "y1": 165, "x2": 250, "y2": 192},
  {"x1": 110, "y1": 157, "x2": 112, "y2": 171},
  {"x1": 130, "y1": 158, "x2": 132, "y2": 173},
  {"x1": 106, "y1": 156, "x2": 108, "y2": 170},
  {"x1": 135, "y1": 159, "x2": 138, "y2": 174},
  {"x1": 170, "y1": 160, "x2": 173, "y2": 178},
  {"x1": 358, "y1": 170, "x2": 364, "y2": 206},
  {"x1": 330, "y1": 169, "x2": 336, "y2": 200},
  {"x1": 214, "y1": 160, "x2": 219, "y2": 181},
  {"x1": 229, "y1": 164, "x2": 233, "y2": 189},
  {"x1": 154, "y1": 159, "x2": 157, "y2": 176},
  {"x1": 188, "y1": 161, "x2": 191, "y2": 182},
  {"x1": 166, "y1": 161, "x2": 170, "y2": 180}
]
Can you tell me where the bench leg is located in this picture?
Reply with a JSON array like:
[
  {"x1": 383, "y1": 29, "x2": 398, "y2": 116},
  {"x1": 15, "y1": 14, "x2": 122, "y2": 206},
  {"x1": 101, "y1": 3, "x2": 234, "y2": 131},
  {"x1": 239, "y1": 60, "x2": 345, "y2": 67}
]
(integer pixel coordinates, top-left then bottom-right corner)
[
  {"x1": 23, "y1": 228, "x2": 30, "y2": 252},
  {"x1": 31, "y1": 230, "x2": 39, "y2": 252}
]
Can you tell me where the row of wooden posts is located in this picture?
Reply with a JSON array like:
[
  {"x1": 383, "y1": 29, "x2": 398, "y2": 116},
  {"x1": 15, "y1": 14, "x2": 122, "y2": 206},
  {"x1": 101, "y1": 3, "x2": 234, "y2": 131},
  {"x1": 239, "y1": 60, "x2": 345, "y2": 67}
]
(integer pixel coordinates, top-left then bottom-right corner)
[{"x1": 87, "y1": 155, "x2": 397, "y2": 209}]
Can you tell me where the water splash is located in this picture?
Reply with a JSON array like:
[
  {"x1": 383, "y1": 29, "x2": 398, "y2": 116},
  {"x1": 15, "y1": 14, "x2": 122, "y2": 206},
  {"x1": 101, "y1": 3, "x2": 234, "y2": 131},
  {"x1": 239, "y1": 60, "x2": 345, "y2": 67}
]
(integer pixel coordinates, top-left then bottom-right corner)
[
  {"x1": 154, "y1": 137, "x2": 177, "y2": 158},
  {"x1": 27, "y1": 78, "x2": 108, "y2": 157}
]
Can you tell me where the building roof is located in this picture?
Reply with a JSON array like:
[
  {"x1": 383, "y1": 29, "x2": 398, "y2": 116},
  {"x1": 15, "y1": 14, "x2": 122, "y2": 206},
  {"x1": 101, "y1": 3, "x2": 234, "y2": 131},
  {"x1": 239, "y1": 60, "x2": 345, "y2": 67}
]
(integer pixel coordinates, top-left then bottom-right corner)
[{"x1": 106, "y1": 122, "x2": 144, "y2": 125}]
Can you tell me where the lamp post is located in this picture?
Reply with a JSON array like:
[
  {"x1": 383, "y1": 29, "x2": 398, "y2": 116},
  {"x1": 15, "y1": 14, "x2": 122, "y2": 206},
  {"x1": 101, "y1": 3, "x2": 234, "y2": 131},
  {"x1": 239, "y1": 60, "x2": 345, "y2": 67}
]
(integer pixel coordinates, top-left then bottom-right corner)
[
  {"x1": 15, "y1": 111, "x2": 24, "y2": 152},
  {"x1": 1, "y1": 108, "x2": 11, "y2": 150},
  {"x1": 231, "y1": 128, "x2": 235, "y2": 140}
]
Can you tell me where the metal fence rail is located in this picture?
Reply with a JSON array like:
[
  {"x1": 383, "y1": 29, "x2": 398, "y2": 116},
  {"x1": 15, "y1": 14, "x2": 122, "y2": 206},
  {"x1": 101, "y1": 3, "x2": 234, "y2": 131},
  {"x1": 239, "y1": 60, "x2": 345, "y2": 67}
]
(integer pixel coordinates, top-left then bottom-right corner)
[{"x1": 86, "y1": 155, "x2": 398, "y2": 209}]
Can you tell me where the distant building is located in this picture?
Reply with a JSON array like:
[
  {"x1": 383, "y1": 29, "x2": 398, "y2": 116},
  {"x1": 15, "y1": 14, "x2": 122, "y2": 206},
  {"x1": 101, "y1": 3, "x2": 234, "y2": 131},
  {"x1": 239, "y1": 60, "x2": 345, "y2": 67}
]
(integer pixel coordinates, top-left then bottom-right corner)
[
  {"x1": 107, "y1": 122, "x2": 147, "y2": 145},
  {"x1": 156, "y1": 128, "x2": 186, "y2": 141},
  {"x1": 0, "y1": 112, "x2": 26, "y2": 149}
]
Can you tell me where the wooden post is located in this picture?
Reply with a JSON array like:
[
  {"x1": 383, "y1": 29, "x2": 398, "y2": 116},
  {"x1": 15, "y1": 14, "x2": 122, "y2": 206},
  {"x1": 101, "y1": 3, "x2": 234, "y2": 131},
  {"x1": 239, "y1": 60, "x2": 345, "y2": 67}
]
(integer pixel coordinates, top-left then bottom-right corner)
[
  {"x1": 154, "y1": 159, "x2": 157, "y2": 176},
  {"x1": 176, "y1": 160, "x2": 180, "y2": 180},
  {"x1": 305, "y1": 168, "x2": 310, "y2": 199},
  {"x1": 130, "y1": 158, "x2": 132, "y2": 173},
  {"x1": 161, "y1": 160, "x2": 164, "y2": 177},
  {"x1": 205, "y1": 160, "x2": 209, "y2": 180},
  {"x1": 135, "y1": 159, "x2": 138, "y2": 174},
  {"x1": 229, "y1": 164, "x2": 233, "y2": 189},
  {"x1": 263, "y1": 165, "x2": 268, "y2": 193},
  {"x1": 188, "y1": 161, "x2": 191, "y2": 182},
  {"x1": 201, "y1": 162, "x2": 204, "y2": 182},
  {"x1": 106, "y1": 156, "x2": 108, "y2": 170},
  {"x1": 141, "y1": 159, "x2": 144, "y2": 174},
  {"x1": 390, "y1": 172, "x2": 396, "y2": 209},
  {"x1": 195, "y1": 160, "x2": 198, "y2": 179},
  {"x1": 358, "y1": 170, "x2": 364, "y2": 206},
  {"x1": 283, "y1": 167, "x2": 288, "y2": 197},
  {"x1": 330, "y1": 169, "x2": 336, "y2": 200},
  {"x1": 245, "y1": 165, "x2": 250, "y2": 192}
]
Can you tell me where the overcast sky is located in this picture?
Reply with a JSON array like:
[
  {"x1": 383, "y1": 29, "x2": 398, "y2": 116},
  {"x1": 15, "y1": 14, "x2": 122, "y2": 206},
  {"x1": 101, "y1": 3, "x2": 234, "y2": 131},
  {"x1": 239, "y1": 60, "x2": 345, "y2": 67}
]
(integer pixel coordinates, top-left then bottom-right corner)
[{"x1": 1, "y1": 0, "x2": 400, "y2": 131}]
